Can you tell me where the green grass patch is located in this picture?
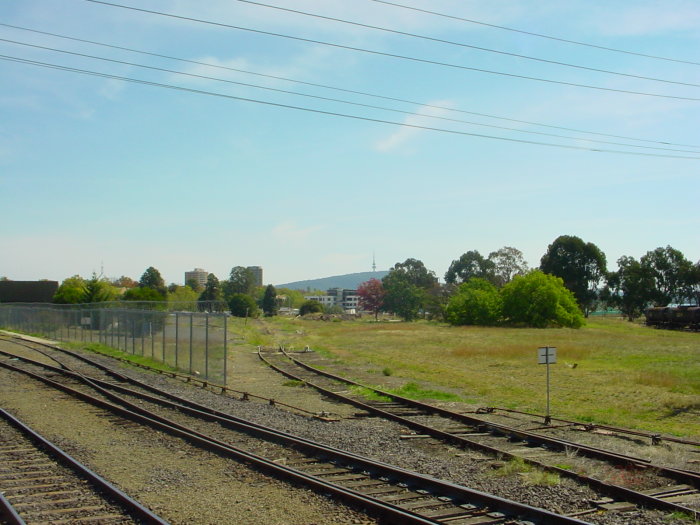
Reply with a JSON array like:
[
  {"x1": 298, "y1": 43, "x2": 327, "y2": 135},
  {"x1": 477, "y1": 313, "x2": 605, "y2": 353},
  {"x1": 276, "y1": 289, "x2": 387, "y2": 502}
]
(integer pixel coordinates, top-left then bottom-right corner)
[
  {"x1": 239, "y1": 316, "x2": 700, "y2": 438},
  {"x1": 523, "y1": 470, "x2": 560, "y2": 486},
  {"x1": 387, "y1": 382, "x2": 461, "y2": 402},
  {"x1": 64, "y1": 341, "x2": 179, "y2": 374},
  {"x1": 493, "y1": 457, "x2": 531, "y2": 476},
  {"x1": 282, "y1": 379, "x2": 305, "y2": 388},
  {"x1": 349, "y1": 385, "x2": 392, "y2": 402},
  {"x1": 493, "y1": 458, "x2": 559, "y2": 486}
]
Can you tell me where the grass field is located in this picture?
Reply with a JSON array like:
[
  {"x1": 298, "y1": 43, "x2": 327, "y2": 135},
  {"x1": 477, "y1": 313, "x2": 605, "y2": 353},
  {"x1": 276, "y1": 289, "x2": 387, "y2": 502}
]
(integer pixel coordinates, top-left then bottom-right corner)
[{"x1": 230, "y1": 316, "x2": 700, "y2": 439}]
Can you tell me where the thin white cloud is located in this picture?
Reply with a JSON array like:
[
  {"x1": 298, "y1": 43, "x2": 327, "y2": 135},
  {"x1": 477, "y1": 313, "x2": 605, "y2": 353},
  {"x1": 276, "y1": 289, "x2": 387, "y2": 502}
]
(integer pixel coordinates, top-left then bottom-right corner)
[
  {"x1": 592, "y1": 2, "x2": 700, "y2": 36},
  {"x1": 374, "y1": 100, "x2": 455, "y2": 152}
]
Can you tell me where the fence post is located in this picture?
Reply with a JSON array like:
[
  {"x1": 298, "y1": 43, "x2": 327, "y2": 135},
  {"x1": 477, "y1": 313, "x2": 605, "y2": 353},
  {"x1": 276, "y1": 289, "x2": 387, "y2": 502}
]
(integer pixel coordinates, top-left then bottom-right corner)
[
  {"x1": 175, "y1": 312, "x2": 179, "y2": 370},
  {"x1": 162, "y1": 314, "x2": 166, "y2": 364},
  {"x1": 205, "y1": 314, "x2": 209, "y2": 381},
  {"x1": 223, "y1": 314, "x2": 227, "y2": 387}
]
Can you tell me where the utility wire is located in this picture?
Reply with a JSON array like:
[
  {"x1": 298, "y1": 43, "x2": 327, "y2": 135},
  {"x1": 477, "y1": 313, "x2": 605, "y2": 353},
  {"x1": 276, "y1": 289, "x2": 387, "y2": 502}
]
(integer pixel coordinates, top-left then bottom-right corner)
[
  {"x1": 232, "y1": 0, "x2": 700, "y2": 89},
  {"x1": 370, "y1": 0, "x2": 700, "y2": 67},
  {"x1": 4, "y1": 23, "x2": 698, "y2": 150},
  {"x1": 84, "y1": 0, "x2": 700, "y2": 102},
  {"x1": 2, "y1": 53, "x2": 699, "y2": 160},
  {"x1": 4, "y1": 37, "x2": 697, "y2": 155}
]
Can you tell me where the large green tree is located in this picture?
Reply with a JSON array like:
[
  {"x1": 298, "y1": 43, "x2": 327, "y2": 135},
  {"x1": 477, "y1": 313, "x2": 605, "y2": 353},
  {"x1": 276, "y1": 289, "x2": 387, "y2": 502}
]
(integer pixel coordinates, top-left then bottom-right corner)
[
  {"x1": 199, "y1": 273, "x2": 223, "y2": 304},
  {"x1": 604, "y1": 256, "x2": 654, "y2": 321},
  {"x1": 229, "y1": 293, "x2": 259, "y2": 318},
  {"x1": 488, "y1": 246, "x2": 529, "y2": 287},
  {"x1": 83, "y1": 273, "x2": 119, "y2": 303},
  {"x1": 225, "y1": 266, "x2": 257, "y2": 298},
  {"x1": 501, "y1": 271, "x2": 584, "y2": 328},
  {"x1": 139, "y1": 267, "x2": 162, "y2": 288},
  {"x1": 690, "y1": 261, "x2": 700, "y2": 306},
  {"x1": 445, "y1": 251, "x2": 495, "y2": 285},
  {"x1": 381, "y1": 258, "x2": 437, "y2": 321},
  {"x1": 53, "y1": 275, "x2": 87, "y2": 304},
  {"x1": 262, "y1": 284, "x2": 278, "y2": 317},
  {"x1": 139, "y1": 267, "x2": 166, "y2": 294},
  {"x1": 53, "y1": 274, "x2": 118, "y2": 304},
  {"x1": 640, "y1": 246, "x2": 694, "y2": 306},
  {"x1": 167, "y1": 285, "x2": 199, "y2": 310},
  {"x1": 388, "y1": 258, "x2": 438, "y2": 289},
  {"x1": 123, "y1": 286, "x2": 166, "y2": 302},
  {"x1": 540, "y1": 235, "x2": 607, "y2": 316},
  {"x1": 445, "y1": 278, "x2": 502, "y2": 326},
  {"x1": 381, "y1": 278, "x2": 424, "y2": 321}
]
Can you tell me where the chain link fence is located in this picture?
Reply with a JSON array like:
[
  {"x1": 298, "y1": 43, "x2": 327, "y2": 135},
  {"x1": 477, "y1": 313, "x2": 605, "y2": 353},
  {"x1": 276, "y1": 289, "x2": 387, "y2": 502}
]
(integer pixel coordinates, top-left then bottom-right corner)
[{"x1": 0, "y1": 304, "x2": 227, "y2": 385}]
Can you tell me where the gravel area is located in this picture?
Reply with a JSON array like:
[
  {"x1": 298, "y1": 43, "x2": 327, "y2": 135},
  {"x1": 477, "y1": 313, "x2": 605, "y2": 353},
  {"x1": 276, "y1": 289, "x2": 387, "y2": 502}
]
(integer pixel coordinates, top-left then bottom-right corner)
[{"x1": 0, "y1": 334, "x2": 697, "y2": 525}]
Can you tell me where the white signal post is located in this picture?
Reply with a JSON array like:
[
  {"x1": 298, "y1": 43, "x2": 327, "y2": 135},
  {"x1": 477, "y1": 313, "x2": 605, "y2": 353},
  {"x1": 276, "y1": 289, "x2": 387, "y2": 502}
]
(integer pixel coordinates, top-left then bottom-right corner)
[{"x1": 537, "y1": 347, "x2": 557, "y2": 424}]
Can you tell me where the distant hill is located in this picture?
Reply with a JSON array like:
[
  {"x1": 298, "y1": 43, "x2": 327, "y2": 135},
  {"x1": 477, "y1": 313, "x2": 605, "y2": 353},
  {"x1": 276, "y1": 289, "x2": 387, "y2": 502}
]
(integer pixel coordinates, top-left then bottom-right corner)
[{"x1": 276, "y1": 271, "x2": 388, "y2": 291}]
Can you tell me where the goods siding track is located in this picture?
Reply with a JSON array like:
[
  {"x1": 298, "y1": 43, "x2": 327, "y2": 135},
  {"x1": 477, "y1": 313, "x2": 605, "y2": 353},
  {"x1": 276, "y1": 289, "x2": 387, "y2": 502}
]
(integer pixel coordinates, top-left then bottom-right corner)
[
  {"x1": 258, "y1": 346, "x2": 700, "y2": 520},
  {"x1": 0, "y1": 336, "x2": 593, "y2": 525},
  {"x1": 0, "y1": 406, "x2": 167, "y2": 525}
]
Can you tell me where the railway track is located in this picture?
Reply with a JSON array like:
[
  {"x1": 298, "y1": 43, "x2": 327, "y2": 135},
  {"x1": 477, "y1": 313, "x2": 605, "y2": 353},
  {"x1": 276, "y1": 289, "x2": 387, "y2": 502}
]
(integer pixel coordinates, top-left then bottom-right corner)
[
  {"x1": 0, "y1": 406, "x2": 167, "y2": 525},
  {"x1": 0, "y1": 336, "x2": 592, "y2": 525},
  {"x1": 257, "y1": 346, "x2": 700, "y2": 520}
]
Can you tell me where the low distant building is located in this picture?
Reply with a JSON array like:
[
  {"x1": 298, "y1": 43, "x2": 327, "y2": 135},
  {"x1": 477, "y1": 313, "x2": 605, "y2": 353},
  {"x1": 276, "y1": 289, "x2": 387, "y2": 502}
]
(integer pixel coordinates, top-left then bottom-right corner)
[
  {"x1": 304, "y1": 287, "x2": 359, "y2": 313},
  {"x1": 184, "y1": 268, "x2": 208, "y2": 289},
  {"x1": 0, "y1": 280, "x2": 58, "y2": 303},
  {"x1": 247, "y1": 266, "x2": 263, "y2": 287}
]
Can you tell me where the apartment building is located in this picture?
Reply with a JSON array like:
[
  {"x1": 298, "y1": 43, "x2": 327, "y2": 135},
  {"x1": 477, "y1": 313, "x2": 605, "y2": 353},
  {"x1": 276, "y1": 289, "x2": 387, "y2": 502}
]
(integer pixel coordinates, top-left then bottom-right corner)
[
  {"x1": 304, "y1": 287, "x2": 360, "y2": 312},
  {"x1": 184, "y1": 268, "x2": 208, "y2": 289}
]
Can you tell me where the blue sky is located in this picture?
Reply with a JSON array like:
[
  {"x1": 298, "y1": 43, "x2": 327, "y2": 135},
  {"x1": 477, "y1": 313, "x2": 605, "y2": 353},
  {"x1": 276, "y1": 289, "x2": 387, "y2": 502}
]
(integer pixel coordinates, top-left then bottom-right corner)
[{"x1": 2, "y1": 0, "x2": 699, "y2": 286}]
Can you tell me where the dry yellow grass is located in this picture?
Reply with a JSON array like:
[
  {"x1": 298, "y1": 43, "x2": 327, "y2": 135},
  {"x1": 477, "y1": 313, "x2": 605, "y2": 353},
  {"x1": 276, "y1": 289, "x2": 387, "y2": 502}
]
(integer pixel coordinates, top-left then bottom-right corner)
[{"x1": 235, "y1": 317, "x2": 700, "y2": 439}]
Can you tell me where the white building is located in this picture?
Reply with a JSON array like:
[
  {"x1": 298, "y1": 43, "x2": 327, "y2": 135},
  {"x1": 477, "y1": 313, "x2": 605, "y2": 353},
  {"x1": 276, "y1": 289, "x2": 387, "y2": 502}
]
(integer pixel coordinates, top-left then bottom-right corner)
[{"x1": 304, "y1": 288, "x2": 360, "y2": 313}]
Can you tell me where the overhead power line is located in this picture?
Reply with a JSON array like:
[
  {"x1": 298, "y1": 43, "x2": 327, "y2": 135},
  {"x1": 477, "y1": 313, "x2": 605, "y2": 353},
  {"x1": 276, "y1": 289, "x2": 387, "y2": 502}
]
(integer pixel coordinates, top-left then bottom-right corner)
[
  {"x1": 84, "y1": 0, "x2": 700, "y2": 102},
  {"x1": 3, "y1": 37, "x2": 697, "y2": 155},
  {"x1": 231, "y1": 0, "x2": 700, "y2": 89},
  {"x1": 3, "y1": 23, "x2": 698, "y2": 150},
  {"x1": 2, "y1": 53, "x2": 699, "y2": 160},
  {"x1": 370, "y1": 0, "x2": 700, "y2": 67}
]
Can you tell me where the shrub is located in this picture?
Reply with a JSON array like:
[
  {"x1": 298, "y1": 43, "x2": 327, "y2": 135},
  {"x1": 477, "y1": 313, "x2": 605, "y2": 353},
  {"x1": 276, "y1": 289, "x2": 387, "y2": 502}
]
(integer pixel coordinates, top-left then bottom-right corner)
[
  {"x1": 299, "y1": 300, "x2": 324, "y2": 316},
  {"x1": 445, "y1": 278, "x2": 502, "y2": 326},
  {"x1": 228, "y1": 293, "x2": 259, "y2": 318},
  {"x1": 501, "y1": 271, "x2": 584, "y2": 328}
]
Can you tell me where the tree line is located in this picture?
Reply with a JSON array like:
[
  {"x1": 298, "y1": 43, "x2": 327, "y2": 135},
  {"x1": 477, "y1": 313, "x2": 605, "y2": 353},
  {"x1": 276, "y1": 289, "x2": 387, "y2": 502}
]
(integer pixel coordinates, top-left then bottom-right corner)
[
  {"x1": 48, "y1": 235, "x2": 699, "y2": 328},
  {"x1": 51, "y1": 266, "x2": 303, "y2": 319},
  {"x1": 357, "y1": 236, "x2": 699, "y2": 328}
]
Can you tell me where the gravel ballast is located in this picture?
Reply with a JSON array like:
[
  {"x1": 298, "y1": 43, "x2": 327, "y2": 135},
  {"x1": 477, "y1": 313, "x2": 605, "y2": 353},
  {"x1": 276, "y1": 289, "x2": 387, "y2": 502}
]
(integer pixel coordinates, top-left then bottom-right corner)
[{"x1": 0, "y1": 334, "x2": 696, "y2": 525}]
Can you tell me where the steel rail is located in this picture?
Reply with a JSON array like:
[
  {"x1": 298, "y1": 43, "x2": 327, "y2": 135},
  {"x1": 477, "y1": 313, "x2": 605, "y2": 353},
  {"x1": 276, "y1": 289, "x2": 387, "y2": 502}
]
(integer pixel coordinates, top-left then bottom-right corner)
[
  {"x1": 0, "y1": 335, "x2": 321, "y2": 417},
  {"x1": 258, "y1": 347, "x2": 700, "y2": 519},
  {"x1": 0, "y1": 491, "x2": 25, "y2": 525},
  {"x1": 480, "y1": 407, "x2": 700, "y2": 447},
  {"x1": 0, "y1": 407, "x2": 169, "y2": 525},
  {"x1": 4, "y1": 335, "x2": 698, "y2": 520},
  {"x1": 0, "y1": 356, "x2": 591, "y2": 525},
  {"x1": 277, "y1": 346, "x2": 700, "y2": 474}
]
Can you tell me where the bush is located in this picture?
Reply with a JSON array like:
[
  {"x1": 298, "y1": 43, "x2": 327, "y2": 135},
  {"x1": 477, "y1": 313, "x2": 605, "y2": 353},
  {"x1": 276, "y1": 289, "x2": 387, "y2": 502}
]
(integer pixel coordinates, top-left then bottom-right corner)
[
  {"x1": 299, "y1": 300, "x2": 324, "y2": 316},
  {"x1": 228, "y1": 293, "x2": 259, "y2": 318},
  {"x1": 445, "y1": 278, "x2": 502, "y2": 326},
  {"x1": 501, "y1": 271, "x2": 584, "y2": 328}
]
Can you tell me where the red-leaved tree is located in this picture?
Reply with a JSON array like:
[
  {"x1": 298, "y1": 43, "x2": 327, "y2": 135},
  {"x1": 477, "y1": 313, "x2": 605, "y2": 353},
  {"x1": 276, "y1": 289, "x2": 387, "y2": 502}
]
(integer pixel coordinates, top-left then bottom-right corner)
[{"x1": 357, "y1": 278, "x2": 386, "y2": 320}]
